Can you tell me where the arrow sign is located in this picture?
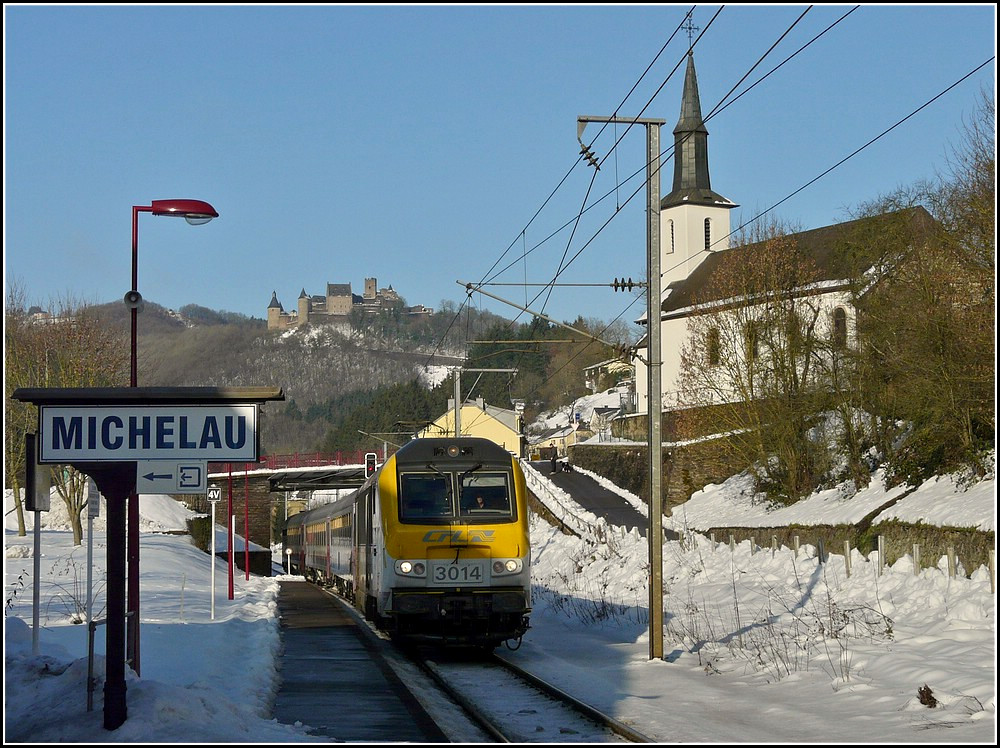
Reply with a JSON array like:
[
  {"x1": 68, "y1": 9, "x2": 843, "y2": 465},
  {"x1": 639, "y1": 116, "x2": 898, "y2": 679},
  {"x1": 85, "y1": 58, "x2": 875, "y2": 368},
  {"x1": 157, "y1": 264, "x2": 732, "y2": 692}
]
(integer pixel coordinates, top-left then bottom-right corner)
[{"x1": 136, "y1": 460, "x2": 207, "y2": 494}]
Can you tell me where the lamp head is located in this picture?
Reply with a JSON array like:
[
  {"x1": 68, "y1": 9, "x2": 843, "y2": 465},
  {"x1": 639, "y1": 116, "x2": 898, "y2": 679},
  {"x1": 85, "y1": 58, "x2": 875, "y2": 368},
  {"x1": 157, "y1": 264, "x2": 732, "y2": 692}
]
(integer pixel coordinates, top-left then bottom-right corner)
[{"x1": 150, "y1": 199, "x2": 218, "y2": 225}]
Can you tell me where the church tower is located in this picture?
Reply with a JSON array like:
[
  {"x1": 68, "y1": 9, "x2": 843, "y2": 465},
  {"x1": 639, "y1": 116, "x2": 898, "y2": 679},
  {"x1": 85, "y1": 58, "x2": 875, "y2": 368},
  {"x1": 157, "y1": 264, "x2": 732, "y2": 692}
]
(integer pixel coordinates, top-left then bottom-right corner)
[{"x1": 659, "y1": 50, "x2": 737, "y2": 288}]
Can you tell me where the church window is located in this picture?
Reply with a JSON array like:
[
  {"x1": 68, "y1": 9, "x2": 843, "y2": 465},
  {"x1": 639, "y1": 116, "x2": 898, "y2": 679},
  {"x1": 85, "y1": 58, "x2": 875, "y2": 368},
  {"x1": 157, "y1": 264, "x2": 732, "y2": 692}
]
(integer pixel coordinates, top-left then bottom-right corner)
[
  {"x1": 832, "y1": 307, "x2": 848, "y2": 348},
  {"x1": 706, "y1": 327, "x2": 721, "y2": 366},
  {"x1": 668, "y1": 220, "x2": 675, "y2": 254},
  {"x1": 744, "y1": 322, "x2": 759, "y2": 362},
  {"x1": 704, "y1": 218, "x2": 711, "y2": 251}
]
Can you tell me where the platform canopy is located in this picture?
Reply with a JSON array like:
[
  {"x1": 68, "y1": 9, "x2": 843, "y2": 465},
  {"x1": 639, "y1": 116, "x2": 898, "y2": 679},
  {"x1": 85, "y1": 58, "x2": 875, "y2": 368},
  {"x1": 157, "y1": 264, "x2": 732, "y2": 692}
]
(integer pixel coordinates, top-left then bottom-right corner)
[{"x1": 267, "y1": 466, "x2": 369, "y2": 492}]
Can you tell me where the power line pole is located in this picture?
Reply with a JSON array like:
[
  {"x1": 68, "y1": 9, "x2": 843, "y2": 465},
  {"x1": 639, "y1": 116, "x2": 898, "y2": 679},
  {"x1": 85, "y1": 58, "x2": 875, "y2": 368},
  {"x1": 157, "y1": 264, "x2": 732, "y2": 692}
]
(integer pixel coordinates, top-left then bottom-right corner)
[
  {"x1": 578, "y1": 114, "x2": 666, "y2": 660},
  {"x1": 451, "y1": 367, "x2": 518, "y2": 437}
]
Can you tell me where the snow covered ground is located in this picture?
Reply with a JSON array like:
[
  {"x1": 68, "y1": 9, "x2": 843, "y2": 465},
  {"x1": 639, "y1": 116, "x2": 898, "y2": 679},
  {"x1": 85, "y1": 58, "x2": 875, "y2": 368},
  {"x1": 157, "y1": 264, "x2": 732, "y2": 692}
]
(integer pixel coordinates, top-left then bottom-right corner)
[{"x1": 4, "y1": 460, "x2": 995, "y2": 743}]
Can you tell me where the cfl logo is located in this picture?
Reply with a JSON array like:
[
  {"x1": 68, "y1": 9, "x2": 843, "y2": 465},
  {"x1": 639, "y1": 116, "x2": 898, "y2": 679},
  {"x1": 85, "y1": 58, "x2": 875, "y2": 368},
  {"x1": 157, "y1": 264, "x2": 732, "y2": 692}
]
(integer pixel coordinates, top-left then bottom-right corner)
[{"x1": 422, "y1": 530, "x2": 496, "y2": 543}]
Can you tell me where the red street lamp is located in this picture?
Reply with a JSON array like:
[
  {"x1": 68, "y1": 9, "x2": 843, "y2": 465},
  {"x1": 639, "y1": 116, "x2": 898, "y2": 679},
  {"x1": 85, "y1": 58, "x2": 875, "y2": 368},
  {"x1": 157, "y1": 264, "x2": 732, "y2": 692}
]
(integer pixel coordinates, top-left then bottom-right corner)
[{"x1": 127, "y1": 198, "x2": 218, "y2": 674}]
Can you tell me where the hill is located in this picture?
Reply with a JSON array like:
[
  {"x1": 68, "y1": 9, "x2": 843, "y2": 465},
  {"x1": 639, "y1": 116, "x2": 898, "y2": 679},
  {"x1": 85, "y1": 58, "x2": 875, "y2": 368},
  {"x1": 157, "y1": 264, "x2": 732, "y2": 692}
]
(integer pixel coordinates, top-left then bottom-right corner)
[{"x1": 86, "y1": 299, "x2": 517, "y2": 454}]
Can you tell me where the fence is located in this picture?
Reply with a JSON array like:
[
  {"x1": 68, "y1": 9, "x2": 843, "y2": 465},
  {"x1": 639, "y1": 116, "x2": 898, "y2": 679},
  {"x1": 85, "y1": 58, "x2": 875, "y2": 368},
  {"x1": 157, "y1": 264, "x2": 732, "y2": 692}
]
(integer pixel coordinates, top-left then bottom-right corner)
[{"x1": 708, "y1": 531, "x2": 996, "y2": 592}]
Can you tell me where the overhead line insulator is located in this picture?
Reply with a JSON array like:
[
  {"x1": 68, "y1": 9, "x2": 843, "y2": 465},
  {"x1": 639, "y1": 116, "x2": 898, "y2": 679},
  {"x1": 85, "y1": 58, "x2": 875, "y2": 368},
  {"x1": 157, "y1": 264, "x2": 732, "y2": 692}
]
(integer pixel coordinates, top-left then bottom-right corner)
[{"x1": 579, "y1": 143, "x2": 600, "y2": 171}]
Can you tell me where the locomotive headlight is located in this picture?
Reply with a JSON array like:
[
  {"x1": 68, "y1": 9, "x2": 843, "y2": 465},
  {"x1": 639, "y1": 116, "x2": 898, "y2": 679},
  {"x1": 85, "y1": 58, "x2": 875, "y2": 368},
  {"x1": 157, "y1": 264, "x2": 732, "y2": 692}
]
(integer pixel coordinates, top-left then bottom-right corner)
[
  {"x1": 395, "y1": 560, "x2": 426, "y2": 577},
  {"x1": 492, "y1": 559, "x2": 522, "y2": 575}
]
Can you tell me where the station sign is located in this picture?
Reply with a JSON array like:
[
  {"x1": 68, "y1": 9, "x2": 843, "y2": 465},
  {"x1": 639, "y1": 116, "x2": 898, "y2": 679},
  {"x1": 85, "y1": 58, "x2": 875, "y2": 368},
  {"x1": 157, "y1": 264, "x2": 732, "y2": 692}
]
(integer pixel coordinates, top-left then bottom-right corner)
[
  {"x1": 136, "y1": 460, "x2": 208, "y2": 494},
  {"x1": 38, "y1": 405, "x2": 258, "y2": 464}
]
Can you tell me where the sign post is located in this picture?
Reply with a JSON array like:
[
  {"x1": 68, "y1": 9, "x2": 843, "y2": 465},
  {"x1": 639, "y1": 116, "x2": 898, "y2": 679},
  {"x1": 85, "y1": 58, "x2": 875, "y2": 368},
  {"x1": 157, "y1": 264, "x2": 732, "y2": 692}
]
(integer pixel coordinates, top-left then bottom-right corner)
[
  {"x1": 12, "y1": 386, "x2": 284, "y2": 731},
  {"x1": 207, "y1": 485, "x2": 222, "y2": 620},
  {"x1": 86, "y1": 478, "x2": 100, "y2": 625},
  {"x1": 25, "y1": 433, "x2": 51, "y2": 656}
]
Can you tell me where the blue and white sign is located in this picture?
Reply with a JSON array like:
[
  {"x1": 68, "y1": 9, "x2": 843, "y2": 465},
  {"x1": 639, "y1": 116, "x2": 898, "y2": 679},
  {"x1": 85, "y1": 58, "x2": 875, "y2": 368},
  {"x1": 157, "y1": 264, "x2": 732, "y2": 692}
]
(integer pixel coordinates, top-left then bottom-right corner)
[
  {"x1": 136, "y1": 460, "x2": 208, "y2": 494},
  {"x1": 38, "y1": 405, "x2": 258, "y2": 463}
]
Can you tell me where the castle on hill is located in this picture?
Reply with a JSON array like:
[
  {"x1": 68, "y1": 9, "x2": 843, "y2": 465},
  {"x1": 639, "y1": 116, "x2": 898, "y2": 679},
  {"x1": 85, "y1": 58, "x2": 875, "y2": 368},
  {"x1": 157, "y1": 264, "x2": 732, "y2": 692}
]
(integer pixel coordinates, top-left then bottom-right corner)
[{"x1": 267, "y1": 277, "x2": 431, "y2": 331}]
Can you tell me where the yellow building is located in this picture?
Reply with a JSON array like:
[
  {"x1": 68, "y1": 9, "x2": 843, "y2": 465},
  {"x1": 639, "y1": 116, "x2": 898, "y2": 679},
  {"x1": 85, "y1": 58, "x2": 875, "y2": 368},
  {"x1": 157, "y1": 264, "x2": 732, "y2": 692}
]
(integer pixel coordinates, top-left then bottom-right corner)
[
  {"x1": 417, "y1": 398, "x2": 523, "y2": 455},
  {"x1": 528, "y1": 425, "x2": 588, "y2": 459}
]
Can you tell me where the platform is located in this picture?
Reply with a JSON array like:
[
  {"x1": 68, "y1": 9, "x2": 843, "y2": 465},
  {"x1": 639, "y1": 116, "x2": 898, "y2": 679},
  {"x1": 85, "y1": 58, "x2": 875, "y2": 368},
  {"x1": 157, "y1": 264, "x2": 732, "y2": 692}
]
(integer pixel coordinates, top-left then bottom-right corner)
[{"x1": 273, "y1": 580, "x2": 448, "y2": 742}]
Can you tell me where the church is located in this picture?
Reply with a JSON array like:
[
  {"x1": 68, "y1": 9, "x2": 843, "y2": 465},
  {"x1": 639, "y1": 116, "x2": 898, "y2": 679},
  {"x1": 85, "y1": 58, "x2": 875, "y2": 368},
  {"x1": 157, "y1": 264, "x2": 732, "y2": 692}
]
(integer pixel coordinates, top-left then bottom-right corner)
[{"x1": 631, "y1": 49, "x2": 936, "y2": 419}]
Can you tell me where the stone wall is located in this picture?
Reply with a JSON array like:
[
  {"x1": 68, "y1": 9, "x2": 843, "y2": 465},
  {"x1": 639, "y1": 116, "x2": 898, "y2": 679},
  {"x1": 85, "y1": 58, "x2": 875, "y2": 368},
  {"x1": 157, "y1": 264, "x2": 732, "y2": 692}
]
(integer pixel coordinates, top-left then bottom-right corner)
[{"x1": 569, "y1": 434, "x2": 744, "y2": 514}]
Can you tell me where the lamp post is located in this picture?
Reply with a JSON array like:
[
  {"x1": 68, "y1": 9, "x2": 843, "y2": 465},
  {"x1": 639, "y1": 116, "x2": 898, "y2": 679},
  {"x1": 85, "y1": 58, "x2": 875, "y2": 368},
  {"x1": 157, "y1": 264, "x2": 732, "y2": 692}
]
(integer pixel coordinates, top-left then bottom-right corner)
[{"x1": 127, "y1": 198, "x2": 218, "y2": 674}]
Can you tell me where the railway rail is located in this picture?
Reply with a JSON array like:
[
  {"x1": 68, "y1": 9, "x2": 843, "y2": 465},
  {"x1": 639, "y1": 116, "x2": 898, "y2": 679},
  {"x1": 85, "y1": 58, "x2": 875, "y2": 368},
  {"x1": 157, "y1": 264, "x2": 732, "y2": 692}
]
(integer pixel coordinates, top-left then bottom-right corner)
[
  {"x1": 309, "y1": 583, "x2": 653, "y2": 742},
  {"x1": 412, "y1": 650, "x2": 655, "y2": 743}
]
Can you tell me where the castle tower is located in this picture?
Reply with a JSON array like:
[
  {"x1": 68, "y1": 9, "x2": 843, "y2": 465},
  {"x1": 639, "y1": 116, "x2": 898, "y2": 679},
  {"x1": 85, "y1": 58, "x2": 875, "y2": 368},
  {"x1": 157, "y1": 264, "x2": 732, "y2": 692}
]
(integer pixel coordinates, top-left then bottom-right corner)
[
  {"x1": 267, "y1": 291, "x2": 283, "y2": 331},
  {"x1": 297, "y1": 288, "x2": 310, "y2": 326}
]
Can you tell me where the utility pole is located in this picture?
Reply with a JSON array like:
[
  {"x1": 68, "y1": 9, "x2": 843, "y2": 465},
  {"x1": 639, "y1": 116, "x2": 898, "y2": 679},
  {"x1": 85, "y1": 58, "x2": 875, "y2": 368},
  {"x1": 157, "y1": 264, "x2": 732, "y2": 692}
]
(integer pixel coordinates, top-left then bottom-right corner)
[
  {"x1": 578, "y1": 114, "x2": 666, "y2": 660},
  {"x1": 451, "y1": 367, "x2": 518, "y2": 438}
]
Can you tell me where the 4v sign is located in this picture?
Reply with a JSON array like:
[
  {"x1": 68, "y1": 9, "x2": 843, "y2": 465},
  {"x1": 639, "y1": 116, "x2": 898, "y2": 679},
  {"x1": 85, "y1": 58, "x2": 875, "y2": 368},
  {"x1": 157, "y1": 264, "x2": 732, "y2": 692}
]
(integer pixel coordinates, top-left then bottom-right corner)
[{"x1": 38, "y1": 405, "x2": 258, "y2": 463}]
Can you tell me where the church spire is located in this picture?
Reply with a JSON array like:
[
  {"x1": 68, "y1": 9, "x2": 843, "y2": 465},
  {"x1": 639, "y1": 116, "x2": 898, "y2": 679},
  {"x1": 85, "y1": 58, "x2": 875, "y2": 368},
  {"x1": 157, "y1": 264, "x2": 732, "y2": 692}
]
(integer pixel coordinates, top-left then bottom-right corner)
[{"x1": 660, "y1": 50, "x2": 734, "y2": 209}]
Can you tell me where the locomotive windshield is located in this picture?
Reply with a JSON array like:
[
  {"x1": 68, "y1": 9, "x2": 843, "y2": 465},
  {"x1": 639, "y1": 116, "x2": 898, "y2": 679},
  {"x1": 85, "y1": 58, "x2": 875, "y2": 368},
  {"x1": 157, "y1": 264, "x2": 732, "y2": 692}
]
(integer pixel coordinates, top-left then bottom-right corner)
[
  {"x1": 398, "y1": 470, "x2": 514, "y2": 523},
  {"x1": 460, "y1": 473, "x2": 512, "y2": 517},
  {"x1": 398, "y1": 474, "x2": 453, "y2": 520}
]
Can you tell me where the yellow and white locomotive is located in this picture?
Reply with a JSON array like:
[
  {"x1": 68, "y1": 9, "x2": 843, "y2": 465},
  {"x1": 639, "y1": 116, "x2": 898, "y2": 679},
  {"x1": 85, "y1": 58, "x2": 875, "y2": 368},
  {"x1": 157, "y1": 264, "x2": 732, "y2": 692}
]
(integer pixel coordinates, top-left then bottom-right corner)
[{"x1": 283, "y1": 437, "x2": 531, "y2": 648}]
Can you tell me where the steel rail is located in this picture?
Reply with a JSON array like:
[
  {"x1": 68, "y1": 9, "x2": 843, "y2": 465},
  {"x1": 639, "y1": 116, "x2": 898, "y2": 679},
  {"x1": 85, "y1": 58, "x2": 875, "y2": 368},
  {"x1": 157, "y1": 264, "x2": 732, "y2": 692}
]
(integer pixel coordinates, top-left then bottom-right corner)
[{"x1": 492, "y1": 654, "x2": 656, "y2": 743}]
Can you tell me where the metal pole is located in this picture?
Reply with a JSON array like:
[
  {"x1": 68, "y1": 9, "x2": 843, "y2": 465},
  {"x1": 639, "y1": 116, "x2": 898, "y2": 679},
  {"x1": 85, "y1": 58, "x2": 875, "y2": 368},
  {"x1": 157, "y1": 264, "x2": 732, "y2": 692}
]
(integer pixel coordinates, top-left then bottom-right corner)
[
  {"x1": 228, "y1": 464, "x2": 234, "y2": 600},
  {"x1": 645, "y1": 120, "x2": 664, "y2": 660},
  {"x1": 127, "y1": 205, "x2": 149, "y2": 677},
  {"x1": 572, "y1": 114, "x2": 665, "y2": 659},
  {"x1": 86, "y1": 478, "x2": 99, "y2": 626},
  {"x1": 244, "y1": 466, "x2": 250, "y2": 580},
  {"x1": 210, "y1": 499, "x2": 217, "y2": 620},
  {"x1": 32, "y1": 515, "x2": 41, "y2": 656},
  {"x1": 453, "y1": 368, "x2": 461, "y2": 437}
]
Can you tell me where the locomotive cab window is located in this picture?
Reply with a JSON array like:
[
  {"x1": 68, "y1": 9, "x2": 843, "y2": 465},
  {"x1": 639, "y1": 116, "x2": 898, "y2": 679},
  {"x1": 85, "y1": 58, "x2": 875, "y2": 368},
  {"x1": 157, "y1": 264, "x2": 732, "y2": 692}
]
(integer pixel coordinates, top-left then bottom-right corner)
[
  {"x1": 399, "y1": 473, "x2": 453, "y2": 521},
  {"x1": 460, "y1": 473, "x2": 514, "y2": 521}
]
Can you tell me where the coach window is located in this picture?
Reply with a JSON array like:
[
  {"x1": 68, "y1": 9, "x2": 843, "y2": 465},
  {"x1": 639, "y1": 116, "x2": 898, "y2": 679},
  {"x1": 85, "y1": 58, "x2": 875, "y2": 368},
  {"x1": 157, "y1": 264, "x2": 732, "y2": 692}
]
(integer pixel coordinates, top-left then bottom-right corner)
[{"x1": 460, "y1": 473, "x2": 514, "y2": 521}]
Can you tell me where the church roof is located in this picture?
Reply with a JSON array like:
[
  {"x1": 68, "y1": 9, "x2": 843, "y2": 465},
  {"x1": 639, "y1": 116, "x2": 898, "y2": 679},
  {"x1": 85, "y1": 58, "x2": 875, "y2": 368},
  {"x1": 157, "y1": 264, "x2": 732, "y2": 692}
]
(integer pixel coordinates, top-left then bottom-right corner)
[{"x1": 659, "y1": 206, "x2": 937, "y2": 318}]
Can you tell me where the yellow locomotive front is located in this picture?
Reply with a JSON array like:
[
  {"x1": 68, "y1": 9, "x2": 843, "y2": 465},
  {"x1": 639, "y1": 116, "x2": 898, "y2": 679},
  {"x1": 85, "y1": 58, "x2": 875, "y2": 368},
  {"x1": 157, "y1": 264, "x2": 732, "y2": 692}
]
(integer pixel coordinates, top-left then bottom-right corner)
[{"x1": 373, "y1": 437, "x2": 531, "y2": 648}]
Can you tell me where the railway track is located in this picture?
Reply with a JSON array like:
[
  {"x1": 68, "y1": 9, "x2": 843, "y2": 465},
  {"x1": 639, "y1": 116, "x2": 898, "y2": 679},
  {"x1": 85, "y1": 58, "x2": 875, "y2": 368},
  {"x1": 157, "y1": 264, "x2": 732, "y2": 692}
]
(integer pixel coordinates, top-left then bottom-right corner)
[
  {"x1": 414, "y1": 650, "x2": 655, "y2": 743},
  {"x1": 315, "y1": 586, "x2": 653, "y2": 742}
]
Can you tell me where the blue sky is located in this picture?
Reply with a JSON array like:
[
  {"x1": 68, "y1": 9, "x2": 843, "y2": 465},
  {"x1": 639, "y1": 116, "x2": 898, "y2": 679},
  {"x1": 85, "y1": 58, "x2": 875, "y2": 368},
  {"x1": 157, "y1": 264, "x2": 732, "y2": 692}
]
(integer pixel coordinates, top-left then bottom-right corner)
[{"x1": 4, "y1": 4, "x2": 996, "y2": 329}]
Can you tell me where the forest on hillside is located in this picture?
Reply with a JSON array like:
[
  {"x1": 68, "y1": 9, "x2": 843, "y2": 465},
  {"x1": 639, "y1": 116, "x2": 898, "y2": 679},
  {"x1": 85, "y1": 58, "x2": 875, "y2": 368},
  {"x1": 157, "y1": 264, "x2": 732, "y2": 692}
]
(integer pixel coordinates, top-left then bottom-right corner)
[{"x1": 4, "y1": 293, "x2": 630, "y2": 457}]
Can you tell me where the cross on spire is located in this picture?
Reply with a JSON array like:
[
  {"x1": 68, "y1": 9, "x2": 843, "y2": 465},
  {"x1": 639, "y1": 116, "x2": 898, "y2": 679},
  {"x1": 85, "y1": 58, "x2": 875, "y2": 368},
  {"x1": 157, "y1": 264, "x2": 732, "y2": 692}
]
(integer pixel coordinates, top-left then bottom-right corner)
[{"x1": 682, "y1": 11, "x2": 699, "y2": 49}]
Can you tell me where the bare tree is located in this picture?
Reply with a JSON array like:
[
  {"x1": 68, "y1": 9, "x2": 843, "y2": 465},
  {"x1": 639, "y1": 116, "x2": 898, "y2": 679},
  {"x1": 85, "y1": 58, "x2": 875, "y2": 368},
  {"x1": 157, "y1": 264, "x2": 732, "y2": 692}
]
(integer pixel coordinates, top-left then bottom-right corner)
[
  {"x1": 676, "y1": 220, "x2": 837, "y2": 502},
  {"x1": 4, "y1": 295, "x2": 129, "y2": 543}
]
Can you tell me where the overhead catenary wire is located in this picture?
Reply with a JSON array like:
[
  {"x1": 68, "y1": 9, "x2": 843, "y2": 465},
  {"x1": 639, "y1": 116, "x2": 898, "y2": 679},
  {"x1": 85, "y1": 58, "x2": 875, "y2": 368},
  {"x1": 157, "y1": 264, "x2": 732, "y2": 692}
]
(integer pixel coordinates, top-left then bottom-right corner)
[
  {"x1": 420, "y1": 7, "x2": 696, "y2": 371},
  {"x1": 457, "y1": 5, "x2": 848, "y2": 401},
  {"x1": 463, "y1": 9, "x2": 991, "y2": 411},
  {"x1": 479, "y1": 5, "x2": 855, "y2": 296},
  {"x1": 657, "y1": 53, "x2": 998, "y2": 289}
]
